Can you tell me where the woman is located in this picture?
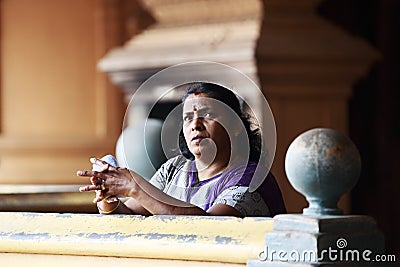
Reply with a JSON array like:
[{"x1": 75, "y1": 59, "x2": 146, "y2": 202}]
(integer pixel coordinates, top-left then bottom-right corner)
[{"x1": 78, "y1": 82, "x2": 286, "y2": 217}]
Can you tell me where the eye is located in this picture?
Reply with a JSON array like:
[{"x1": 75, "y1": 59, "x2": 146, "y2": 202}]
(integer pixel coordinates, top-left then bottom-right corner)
[
  {"x1": 183, "y1": 115, "x2": 193, "y2": 123},
  {"x1": 203, "y1": 112, "x2": 216, "y2": 119}
]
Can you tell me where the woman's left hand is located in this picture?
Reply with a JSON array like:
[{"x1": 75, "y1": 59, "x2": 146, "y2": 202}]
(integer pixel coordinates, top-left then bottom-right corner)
[{"x1": 77, "y1": 158, "x2": 138, "y2": 202}]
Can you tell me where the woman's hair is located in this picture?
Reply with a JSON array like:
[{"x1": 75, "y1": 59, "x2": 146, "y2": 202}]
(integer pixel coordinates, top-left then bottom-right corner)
[{"x1": 178, "y1": 82, "x2": 262, "y2": 162}]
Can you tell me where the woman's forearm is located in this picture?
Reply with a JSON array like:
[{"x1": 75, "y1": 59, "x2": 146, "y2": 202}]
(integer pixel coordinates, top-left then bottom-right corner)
[
  {"x1": 97, "y1": 198, "x2": 151, "y2": 216},
  {"x1": 78, "y1": 163, "x2": 207, "y2": 216},
  {"x1": 96, "y1": 198, "x2": 132, "y2": 214},
  {"x1": 128, "y1": 172, "x2": 207, "y2": 216}
]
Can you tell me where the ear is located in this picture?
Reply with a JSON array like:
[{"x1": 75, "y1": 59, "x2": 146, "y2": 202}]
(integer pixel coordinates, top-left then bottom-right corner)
[{"x1": 230, "y1": 118, "x2": 244, "y2": 138}]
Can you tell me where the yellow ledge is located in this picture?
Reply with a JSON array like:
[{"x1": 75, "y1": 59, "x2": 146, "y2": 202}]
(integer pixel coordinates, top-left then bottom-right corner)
[{"x1": 0, "y1": 212, "x2": 272, "y2": 264}]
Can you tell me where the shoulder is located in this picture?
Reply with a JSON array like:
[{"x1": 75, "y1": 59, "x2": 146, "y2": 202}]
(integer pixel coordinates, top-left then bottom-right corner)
[
  {"x1": 220, "y1": 160, "x2": 262, "y2": 186},
  {"x1": 157, "y1": 155, "x2": 193, "y2": 180},
  {"x1": 227, "y1": 160, "x2": 259, "y2": 174},
  {"x1": 161, "y1": 155, "x2": 191, "y2": 171},
  {"x1": 150, "y1": 155, "x2": 191, "y2": 188}
]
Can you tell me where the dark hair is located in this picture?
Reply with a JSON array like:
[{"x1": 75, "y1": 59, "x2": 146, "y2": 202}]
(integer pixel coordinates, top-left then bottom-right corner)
[{"x1": 178, "y1": 82, "x2": 262, "y2": 162}]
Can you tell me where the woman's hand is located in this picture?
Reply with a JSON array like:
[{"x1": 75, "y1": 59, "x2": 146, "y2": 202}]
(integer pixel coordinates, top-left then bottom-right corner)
[
  {"x1": 77, "y1": 157, "x2": 234, "y2": 216},
  {"x1": 77, "y1": 158, "x2": 139, "y2": 203}
]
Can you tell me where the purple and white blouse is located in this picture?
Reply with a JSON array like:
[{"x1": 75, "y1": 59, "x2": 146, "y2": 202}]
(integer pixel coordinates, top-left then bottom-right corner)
[{"x1": 149, "y1": 156, "x2": 286, "y2": 217}]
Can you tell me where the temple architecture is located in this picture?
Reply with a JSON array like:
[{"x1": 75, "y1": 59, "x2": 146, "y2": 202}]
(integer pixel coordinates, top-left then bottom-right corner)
[
  {"x1": 97, "y1": 0, "x2": 379, "y2": 213},
  {"x1": 0, "y1": 0, "x2": 394, "y2": 266},
  {"x1": 0, "y1": 0, "x2": 378, "y2": 213}
]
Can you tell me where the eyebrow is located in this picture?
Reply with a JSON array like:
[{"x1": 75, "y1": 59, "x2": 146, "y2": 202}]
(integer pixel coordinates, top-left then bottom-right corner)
[{"x1": 183, "y1": 107, "x2": 211, "y2": 116}]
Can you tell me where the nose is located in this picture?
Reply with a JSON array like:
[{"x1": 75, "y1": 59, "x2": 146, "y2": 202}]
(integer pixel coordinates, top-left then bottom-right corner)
[{"x1": 191, "y1": 116, "x2": 204, "y2": 131}]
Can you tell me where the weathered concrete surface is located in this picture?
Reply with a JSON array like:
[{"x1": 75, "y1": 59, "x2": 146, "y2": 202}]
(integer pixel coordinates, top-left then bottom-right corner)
[{"x1": 0, "y1": 212, "x2": 272, "y2": 264}]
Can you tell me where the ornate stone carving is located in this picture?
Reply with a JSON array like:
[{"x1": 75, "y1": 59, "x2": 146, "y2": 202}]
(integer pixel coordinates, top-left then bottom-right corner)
[{"x1": 98, "y1": 0, "x2": 263, "y2": 102}]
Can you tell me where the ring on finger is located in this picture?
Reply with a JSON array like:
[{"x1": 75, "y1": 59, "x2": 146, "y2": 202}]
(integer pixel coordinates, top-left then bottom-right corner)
[{"x1": 100, "y1": 179, "x2": 107, "y2": 191}]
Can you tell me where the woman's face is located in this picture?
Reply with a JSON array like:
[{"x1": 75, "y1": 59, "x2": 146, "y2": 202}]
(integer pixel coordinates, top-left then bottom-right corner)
[{"x1": 182, "y1": 93, "x2": 233, "y2": 160}]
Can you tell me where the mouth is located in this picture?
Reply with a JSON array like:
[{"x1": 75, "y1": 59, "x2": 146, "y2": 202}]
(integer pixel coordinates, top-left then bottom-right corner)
[{"x1": 191, "y1": 135, "x2": 206, "y2": 143}]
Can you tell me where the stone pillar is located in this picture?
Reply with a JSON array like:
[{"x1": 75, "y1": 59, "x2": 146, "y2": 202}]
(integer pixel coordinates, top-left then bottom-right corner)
[
  {"x1": 248, "y1": 128, "x2": 386, "y2": 266},
  {"x1": 256, "y1": 0, "x2": 380, "y2": 214}
]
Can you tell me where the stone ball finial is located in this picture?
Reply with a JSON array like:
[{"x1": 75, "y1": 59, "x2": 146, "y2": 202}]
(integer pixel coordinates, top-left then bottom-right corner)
[{"x1": 285, "y1": 128, "x2": 361, "y2": 215}]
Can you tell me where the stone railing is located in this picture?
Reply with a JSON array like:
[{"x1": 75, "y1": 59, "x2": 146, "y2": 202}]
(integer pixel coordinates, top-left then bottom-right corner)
[
  {"x1": 0, "y1": 128, "x2": 392, "y2": 266},
  {"x1": 0, "y1": 213, "x2": 272, "y2": 266}
]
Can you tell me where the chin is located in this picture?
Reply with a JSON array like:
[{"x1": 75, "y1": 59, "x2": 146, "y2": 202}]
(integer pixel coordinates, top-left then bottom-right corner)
[{"x1": 189, "y1": 147, "x2": 200, "y2": 157}]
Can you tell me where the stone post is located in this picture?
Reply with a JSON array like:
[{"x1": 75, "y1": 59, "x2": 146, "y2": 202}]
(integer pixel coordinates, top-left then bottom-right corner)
[{"x1": 248, "y1": 128, "x2": 386, "y2": 266}]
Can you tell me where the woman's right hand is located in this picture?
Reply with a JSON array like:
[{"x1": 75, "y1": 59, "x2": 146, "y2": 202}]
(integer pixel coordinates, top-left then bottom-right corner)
[
  {"x1": 78, "y1": 158, "x2": 140, "y2": 202},
  {"x1": 76, "y1": 156, "x2": 120, "y2": 203},
  {"x1": 78, "y1": 156, "x2": 152, "y2": 215},
  {"x1": 91, "y1": 156, "x2": 119, "y2": 203}
]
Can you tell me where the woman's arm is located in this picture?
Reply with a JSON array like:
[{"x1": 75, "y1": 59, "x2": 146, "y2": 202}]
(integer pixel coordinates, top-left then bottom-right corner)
[
  {"x1": 77, "y1": 158, "x2": 242, "y2": 216},
  {"x1": 78, "y1": 167, "x2": 207, "y2": 215},
  {"x1": 96, "y1": 183, "x2": 242, "y2": 217}
]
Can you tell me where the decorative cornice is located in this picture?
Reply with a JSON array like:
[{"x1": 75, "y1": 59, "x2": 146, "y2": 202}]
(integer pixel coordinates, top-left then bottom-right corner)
[
  {"x1": 139, "y1": 0, "x2": 261, "y2": 25},
  {"x1": 98, "y1": 0, "x2": 263, "y2": 96}
]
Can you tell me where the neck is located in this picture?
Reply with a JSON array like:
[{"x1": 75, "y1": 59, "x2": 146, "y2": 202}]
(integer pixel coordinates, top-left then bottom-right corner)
[
  {"x1": 195, "y1": 150, "x2": 244, "y2": 181},
  {"x1": 196, "y1": 159, "x2": 229, "y2": 181}
]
